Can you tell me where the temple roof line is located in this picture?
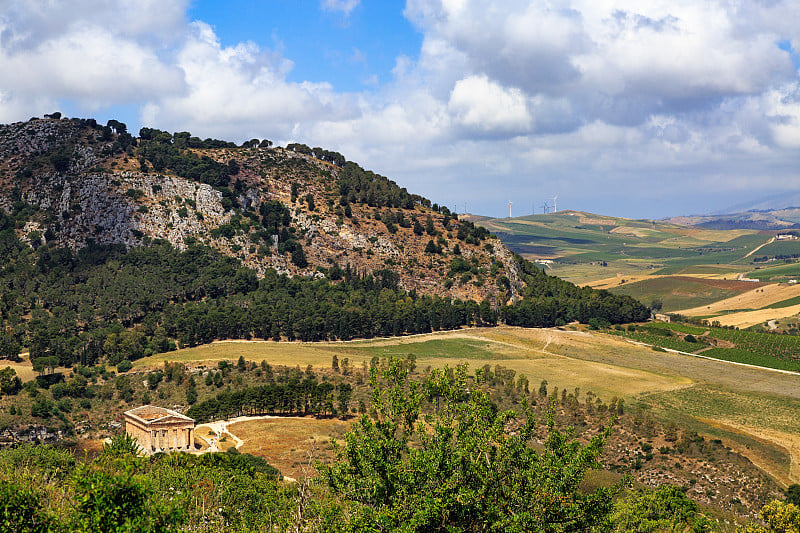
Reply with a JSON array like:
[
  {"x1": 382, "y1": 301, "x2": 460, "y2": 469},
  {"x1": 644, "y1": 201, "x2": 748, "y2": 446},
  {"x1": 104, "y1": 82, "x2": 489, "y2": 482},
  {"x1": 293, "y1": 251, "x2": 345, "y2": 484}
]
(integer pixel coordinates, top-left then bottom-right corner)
[{"x1": 124, "y1": 405, "x2": 194, "y2": 426}]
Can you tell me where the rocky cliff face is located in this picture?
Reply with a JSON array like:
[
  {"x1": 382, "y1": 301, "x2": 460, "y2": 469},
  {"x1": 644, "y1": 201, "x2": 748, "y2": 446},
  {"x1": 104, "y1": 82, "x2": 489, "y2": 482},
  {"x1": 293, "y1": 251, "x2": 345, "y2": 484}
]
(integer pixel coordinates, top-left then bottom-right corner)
[{"x1": 0, "y1": 117, "x2": 523, "y2": 303}]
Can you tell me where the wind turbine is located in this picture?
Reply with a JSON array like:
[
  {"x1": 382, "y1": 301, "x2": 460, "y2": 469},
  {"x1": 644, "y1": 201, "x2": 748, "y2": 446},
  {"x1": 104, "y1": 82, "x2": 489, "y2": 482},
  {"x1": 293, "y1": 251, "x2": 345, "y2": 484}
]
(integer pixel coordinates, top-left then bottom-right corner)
[
  {"x1": 508, "y1": 201, "x2": 513, "y2": 218},
  {"x1": 553, "y1": 195, "x2": 558, "y2": 213},
  {"x1": 542, "y1": 201, "x2": 549, "y2": 214}
]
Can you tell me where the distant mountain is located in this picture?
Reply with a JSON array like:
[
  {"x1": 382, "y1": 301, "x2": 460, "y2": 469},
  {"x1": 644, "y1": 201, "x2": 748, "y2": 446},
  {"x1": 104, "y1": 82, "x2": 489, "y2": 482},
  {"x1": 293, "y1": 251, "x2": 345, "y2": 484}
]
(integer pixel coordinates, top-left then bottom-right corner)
[
  {"x1": 664, "y1": 208, "x2": 800, "y2": 230},
  {"x1": 711, "y1": 192, "x2": 800, "y2": 215}
]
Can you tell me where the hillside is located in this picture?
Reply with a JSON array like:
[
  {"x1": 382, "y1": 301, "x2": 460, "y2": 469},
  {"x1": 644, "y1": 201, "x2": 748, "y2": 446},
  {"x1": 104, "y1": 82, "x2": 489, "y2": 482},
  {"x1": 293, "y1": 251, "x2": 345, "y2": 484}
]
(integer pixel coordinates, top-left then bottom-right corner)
[
  {"x1": 476, "y1": 210, "x2": 769, "y2": 280},
  {"x1": 0, "y1": 117, "x2": 649, "y2": 367},
  {"x1": 0, "y1": 117, "x2": 522, "y2": 304},
  {"x1": 666, "y1": 208, "x2": 800, "y2": 230}
]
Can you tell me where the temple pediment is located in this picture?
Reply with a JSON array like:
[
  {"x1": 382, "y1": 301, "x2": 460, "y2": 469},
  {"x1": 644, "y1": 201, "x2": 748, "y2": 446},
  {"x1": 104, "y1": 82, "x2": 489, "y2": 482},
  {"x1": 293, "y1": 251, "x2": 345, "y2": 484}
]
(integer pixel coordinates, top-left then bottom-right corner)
[
  {"x1": 123, "y1": 405, "x2": 196, "y2": 454},
  {"x1": 143, "y1": 415, "x2": 192, "y2": 426},
  {"x1": 125, "y1": 405, "x2": 194, "y2": 425}
]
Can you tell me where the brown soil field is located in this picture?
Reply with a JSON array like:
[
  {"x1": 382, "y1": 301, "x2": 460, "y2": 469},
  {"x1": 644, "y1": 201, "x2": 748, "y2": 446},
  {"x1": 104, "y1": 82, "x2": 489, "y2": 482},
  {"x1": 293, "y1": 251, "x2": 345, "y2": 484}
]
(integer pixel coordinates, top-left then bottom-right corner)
[
  {"x1": 229, "y1": 417, "x2": 352, "y2": 479},
  {"x1": 679, "y1": 283, "x2": 800, "y2": 316},
  {"x1": 588, "y1": 274, "x2": 762, "y2": 291}
]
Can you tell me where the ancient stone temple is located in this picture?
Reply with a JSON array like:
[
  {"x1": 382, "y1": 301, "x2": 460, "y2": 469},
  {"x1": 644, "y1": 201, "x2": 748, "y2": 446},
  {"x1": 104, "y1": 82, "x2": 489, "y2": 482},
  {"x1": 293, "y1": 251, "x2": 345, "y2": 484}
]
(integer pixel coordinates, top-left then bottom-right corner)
[{"x1": 124, "y1": 405, "x2": 195, "y2": 454}]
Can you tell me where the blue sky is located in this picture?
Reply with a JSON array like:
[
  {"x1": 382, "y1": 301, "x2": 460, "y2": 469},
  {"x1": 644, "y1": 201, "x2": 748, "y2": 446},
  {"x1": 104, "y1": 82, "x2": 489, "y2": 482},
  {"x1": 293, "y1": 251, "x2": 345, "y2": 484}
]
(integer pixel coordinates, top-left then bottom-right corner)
[
  {"x1": 189, "y1": 1, "x2": 422, "y2": 92},
  {"x1": 1, "y1": 1, "x2": 799, "y2": 219}
]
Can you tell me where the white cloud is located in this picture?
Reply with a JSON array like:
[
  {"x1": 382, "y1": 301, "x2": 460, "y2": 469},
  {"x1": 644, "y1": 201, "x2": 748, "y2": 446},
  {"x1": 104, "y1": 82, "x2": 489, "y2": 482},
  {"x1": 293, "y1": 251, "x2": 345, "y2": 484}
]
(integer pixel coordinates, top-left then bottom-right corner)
[
  {"x1": 0, "y1": 1, "x2": 186, "y2": 114},
  {"x1": 448, "y1": 75, "x2": 531, "y2": 134},
  {"x1": 321, "y1": 0, "x2": 360, "y2": 16},
  {"x1": 140, "y1": 22, "x2": 353, "y2": 141},
  {"x1": 765, "y1": 83, "x2": 800, "y2": 148},
  {"x1": 0, "y1": 27, "x2": 184, "y2": 107}
]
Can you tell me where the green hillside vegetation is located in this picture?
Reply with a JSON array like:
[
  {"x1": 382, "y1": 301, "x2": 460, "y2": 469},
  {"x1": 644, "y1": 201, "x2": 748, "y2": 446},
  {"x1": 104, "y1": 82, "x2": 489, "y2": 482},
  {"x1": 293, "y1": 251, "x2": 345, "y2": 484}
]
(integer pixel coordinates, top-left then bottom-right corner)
[
  {"x1": 479, "y1": 212, "x2": 800, "y2": 327},
  {"x1": 747, "y1": 262, "x2": 800, "y2": 281},
  {"x1": 3, "y1": 117, "x2": 799, "y2": 531},
  {"x1": 0, "y1": 118, "x2": 649, "y2": 377},
  {"x1": 609, "y1": 321, "x2": 800, "y2": 372},
  {"x1": 750, "y1": 239, "x2": 800, "y2": 259},
  {"x1": 610, "y1": 277, "x2": 752, "y2": 312},
  {"x1": 1, "y1": 359, "x2": 793, "y2": 532},
  {"x1": 0, "y1": 210, "x2": 647, "y2": 373}
]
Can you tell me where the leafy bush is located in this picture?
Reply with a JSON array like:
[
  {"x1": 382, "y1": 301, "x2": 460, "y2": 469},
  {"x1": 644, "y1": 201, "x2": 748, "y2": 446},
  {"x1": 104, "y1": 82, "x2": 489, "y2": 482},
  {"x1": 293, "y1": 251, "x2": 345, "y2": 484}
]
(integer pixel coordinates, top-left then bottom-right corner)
[
  {"x1": 317, "y1": 361, "x2": 618, "y2": 531},
  {"x1": 0, "y1": 478, "x2": 54, "y2": 532}
]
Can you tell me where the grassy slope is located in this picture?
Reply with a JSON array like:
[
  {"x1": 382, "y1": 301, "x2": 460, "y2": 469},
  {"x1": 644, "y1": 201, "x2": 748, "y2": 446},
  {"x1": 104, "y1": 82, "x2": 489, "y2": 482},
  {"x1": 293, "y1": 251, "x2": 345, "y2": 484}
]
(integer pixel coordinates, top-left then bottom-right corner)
[
  {"x1": 609, "y1": 277, "x2": 751, "y2": 311},
  {"x1": 747, "y1": 262, "x2": 800, "y2": 281},
  {"x1": 134, "y1": 326, "x2": 800, "y2": 485}
]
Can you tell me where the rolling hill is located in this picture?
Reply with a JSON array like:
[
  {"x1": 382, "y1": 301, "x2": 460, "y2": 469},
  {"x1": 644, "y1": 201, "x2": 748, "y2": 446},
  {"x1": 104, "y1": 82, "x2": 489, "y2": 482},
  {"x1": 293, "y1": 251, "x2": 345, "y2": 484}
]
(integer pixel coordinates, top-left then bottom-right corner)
[
  {"x1": 478, "y1": 210, "x2": 800, "y2": 327},
  {"x1": 0, "y1": 116, "x2": 649, "y2": 370}
]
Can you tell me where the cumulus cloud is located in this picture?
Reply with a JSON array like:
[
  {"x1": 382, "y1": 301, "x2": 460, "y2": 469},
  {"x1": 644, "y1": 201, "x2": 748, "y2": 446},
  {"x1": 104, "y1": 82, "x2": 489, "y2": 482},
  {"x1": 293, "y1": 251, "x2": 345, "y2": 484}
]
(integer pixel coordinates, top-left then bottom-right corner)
[
  {"x1": 140, "y1": 22, "x2": 355, "y2": 141},
  {"x1": 448, "y1": 75, "x2": 531, "y2": 134},
  {"x1": 0, "y1": 0, "x2": 186, "y2": 114},
  {"x1": 0, "y1": 0, "x2": 798, "y2": 217}
]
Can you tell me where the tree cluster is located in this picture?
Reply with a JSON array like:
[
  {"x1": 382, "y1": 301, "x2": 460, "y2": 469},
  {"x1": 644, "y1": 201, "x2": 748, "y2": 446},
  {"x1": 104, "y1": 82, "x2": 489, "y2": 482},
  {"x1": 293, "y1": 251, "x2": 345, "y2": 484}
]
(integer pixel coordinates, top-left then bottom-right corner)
[
  {"x1": 186, "y1": 375, "x2": 353, "y2": 421},
  {"x1": 286, "y1": 143, "x2": 345, "y2": 166},
  {"x1": 137, "y1": 128, "x2": 238, "y2": 187},
  {"x1": 337, "y1": 161, "x2": 426, "y2": 209},
  {"x1": 500, "y1": 256, "x2": 650, "y2": 327}
]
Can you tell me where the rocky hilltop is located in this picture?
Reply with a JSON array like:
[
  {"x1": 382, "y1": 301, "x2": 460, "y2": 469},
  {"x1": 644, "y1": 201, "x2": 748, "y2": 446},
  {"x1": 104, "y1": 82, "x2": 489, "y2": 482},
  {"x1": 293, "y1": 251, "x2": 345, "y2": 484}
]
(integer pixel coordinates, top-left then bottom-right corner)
[{"x1": 0, "y1": 117, "x2": 522, "y2": 303}]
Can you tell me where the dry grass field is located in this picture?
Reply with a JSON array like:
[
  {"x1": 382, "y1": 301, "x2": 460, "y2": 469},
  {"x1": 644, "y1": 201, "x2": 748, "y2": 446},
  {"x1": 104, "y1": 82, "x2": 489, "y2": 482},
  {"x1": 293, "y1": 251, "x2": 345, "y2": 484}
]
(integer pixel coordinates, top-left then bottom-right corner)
[
  {"x1": 2, "y1": 361, "x2": 36, "y2": 382},
  {"x1": 679, "y1": 283, "x2": 800, "y2": 316},
  {"x1": 229, "y1": 417, "x2": 352, "y2": 478},
  {"x1": 588, "y1": 274, "x2": 663, "y2": 290},
  {"x1": 133, "y1": 340, "x2": 359, "y2": 370}
]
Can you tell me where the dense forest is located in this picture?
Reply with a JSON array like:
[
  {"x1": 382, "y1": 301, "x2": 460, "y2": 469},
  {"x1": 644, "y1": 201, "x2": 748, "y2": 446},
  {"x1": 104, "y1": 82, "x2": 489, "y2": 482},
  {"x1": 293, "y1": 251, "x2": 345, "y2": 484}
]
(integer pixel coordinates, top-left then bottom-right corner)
[{"x1": 503, "y1": 257, "x2": 651, "y2": 327}]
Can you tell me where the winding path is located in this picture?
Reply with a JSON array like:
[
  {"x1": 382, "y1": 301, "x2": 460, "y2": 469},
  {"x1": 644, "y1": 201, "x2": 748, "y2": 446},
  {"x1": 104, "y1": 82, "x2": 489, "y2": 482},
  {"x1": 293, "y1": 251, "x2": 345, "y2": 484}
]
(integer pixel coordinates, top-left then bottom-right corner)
[{"x1": 743, "y1": 237, "x2": 775, "y2": 259}]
